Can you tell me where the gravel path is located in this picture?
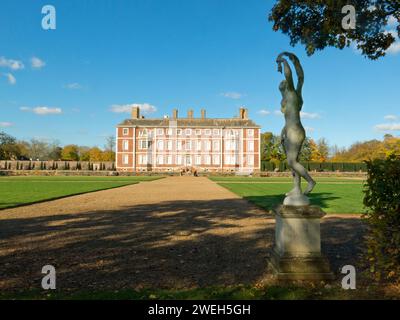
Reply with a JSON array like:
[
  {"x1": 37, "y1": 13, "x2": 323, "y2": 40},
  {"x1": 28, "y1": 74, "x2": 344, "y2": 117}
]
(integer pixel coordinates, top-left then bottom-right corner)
[{"x1": 0, "y1": 177, "x2": 366, "y2": 292}]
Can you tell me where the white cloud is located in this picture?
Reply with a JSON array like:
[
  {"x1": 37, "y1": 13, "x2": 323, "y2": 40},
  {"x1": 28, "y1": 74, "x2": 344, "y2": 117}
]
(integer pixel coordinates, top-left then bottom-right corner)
[
  {"x1": 0, "y1": 56, "x2": 24, "y2": 70},
  {"x1": 4, "y1": 73, "x2": 16, "y2": 85},
  {"x1": 31, "y1": 57, "x2": 46, "y2": 69},
  {"x1": 64, "y1": 83, "x2": 83, "y2": 90},
  {"x1": 221, "y1": 92, "x2": 244, "y2": 100},
  {"x1": 300, "y1": 111, "x2": 320, "y2": 119},
  {"x1": 257, "y1": 109, "x2": 270, "y2": 116},
  {"x1": 374, "y1": 123, "x2": 400, "y2": 132},
  {"x1": 384, "y1": 115, "x2": 398, "y2": 121},
  {"x1": 388, "y1": 15, "x2": 397, "y2": 27},
  {"x1": 110, "y1": 103, "x2": 157, "y2": 114},
  {"x1": 20, "y1": 106, "x2": 62, "y2": 115},
  {"x1": 385, "y1": 29, "x2": 400, "y2": 55},
  {"x1": 0, "y1": 122, "x2": 13, "y2": 127}
]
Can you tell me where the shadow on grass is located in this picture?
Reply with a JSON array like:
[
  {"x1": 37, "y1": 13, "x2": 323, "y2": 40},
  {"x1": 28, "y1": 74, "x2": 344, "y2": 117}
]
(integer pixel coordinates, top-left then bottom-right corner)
[
  {"x1": 243, "y1": 193, "x2": 341, "y2": 212},
  {"x1": 0, "y1": 198, "x2": 366, "y2": 296}
]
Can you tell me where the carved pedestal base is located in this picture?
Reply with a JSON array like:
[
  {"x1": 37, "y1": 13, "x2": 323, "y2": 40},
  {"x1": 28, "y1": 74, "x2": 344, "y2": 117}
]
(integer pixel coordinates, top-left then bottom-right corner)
[{"x1": 267, "y1": 205, "x2": 334, "y2": 280}]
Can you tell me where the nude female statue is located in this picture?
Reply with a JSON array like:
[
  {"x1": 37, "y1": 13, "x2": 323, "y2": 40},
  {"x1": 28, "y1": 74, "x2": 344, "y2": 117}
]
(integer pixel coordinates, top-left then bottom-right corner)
[{"x1": 276, "y1": 52, "x2": 316, "y2": 202}]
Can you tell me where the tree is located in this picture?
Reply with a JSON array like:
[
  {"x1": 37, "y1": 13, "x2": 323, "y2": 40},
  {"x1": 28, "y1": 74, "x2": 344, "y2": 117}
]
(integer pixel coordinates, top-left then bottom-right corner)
[
  {"x1": 28, "y1": 139, "x2": 50, "y2": 160},
  {"x1": 269, "y1": 0, "x2": 400, "y2": 60},
  {"x1": 260, "y1": 132, "x2": 286, "y2": 164},
  {"x1": 104, "y1": 135, "x2": 116, "y2": 153},
  {"x1": 299, "y1": 137, "x2": 313, "y2": 161},
  {"x1": 61, "y1": 144, "x2": 80, "y2": 161},
  {"x1": 0, "y1": 131, "x2": 20, "y2": 160},
  {"x1": 88, "y1": 147, "x2": 103, "y2": 161}
]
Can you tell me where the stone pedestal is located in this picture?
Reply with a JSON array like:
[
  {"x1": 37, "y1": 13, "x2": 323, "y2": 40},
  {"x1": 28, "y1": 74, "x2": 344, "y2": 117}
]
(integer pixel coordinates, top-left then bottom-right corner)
[{"x1": 268, "y1": 205, "x2": 334, "y2": 280}]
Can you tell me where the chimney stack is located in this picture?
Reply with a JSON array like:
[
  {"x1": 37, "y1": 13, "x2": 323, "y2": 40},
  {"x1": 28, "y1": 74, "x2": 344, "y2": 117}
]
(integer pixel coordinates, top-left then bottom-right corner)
[
  {"x1": 172, "y1": 109, "x2": 178, "y2": 119},
  {"x1": 188, "y1": 109, "x2": 194, "y2": 119},
  {"x1": 201, "y1": 109, "x2": 206, "y2": 119},
  {"x1": 132, "y1": 106, "x2": 140, "y2": 119},
  {"x1": 239, "y1": 107, "x2": 248, "y2": 120}
]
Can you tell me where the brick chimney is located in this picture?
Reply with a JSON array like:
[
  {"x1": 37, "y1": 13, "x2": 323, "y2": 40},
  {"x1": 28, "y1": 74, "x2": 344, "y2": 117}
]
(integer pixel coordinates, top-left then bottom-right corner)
[
  {"x1": 239, "y1": 107, "x2": 248, "y2": 119},
  {"x1": 132, "y1": 106, "x2": 140, "y2": 119},
  {"x1": 172, "y1": 109, "x2": 178, "y2": 119},
  {"x1": 201, "y1": 109, "x2": 206, "y2": 119},
  {"x1": 187, "y1": 109, "x2": 194, "y2": 119}
]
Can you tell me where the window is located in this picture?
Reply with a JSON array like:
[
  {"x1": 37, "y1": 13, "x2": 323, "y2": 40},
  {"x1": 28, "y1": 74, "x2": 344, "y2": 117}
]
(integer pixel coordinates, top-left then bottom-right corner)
[
  {"x1": 139, "y1": 140, "x2": 149, "y2": 149},
  {"x1": 176, "y1": 141, "x2": 182, "y2": 151},
  {"x1": 139, "y1": 155, "x2": 148, "y2": 164},
  {"x1": 205, "y1": 129, "x2": 211, "y2": 135},
  {"x1": 225, "y1": 140, "x2": 236, "y2": 151},
  {"x1": 225, "y1": 155, "x2": 236, "y2": 165},
  {"x1": 213, "y1": 155, "x2": 220, "y2": 165},
  {"x1": 185, "y1": 128, "x2": 192, "y2": 135},
  {"x1": 139, "y1": 129, "x2": 148, "y2": 137},
  {"x1": 166, "y1": 155, "x2": 172, "y2": 165},
  {"x1": 166, "y1": 128, "x2": 172, "y2": 135},
  {"x1": 213, "y1": 129, "x2": 220, "y2": 136},
  {"x1": 166, "y1": 140, "x2": 172, "y2": 150},
  {"x1": 204, "y1": 155, "x2": 211, "y2": 165},
  {"x1": 157, "y1": 155, "x2": 164, "y2": 165},
  {"x1": 196, "y1": 140, "x2": 202, "y2": 151},
  {"x1": 185, "y1": 141, "x2": 192, "y2": 151},
  {"x1": 185, "y1": 155, "x2": 192, "y2": 166},
  {"x1": 123, "y1": 140, "x2": 129, "y2": 151},
  {"x1": 247, "y1": 155, "x2": 254, "y2": 166},
  {"x1": 123, "y1": 154, "x2": 129, "y2": 165},
  {"x1": 122, "y1": 128, "x2": 129, "y2": 136},
  {"x1": 213, "y1": 140, "x2": 220, "y2": 151},
  {"x1": 248, "y1": 129, "x2": 254, "y2": 137},
  {"x1": 205, "y1": 140, "x2": 211, "y2": 151},
  {"x1": 157, "y1": 140, "x2": 164, "y2": 150},
  {"x1": 195, "y1": 155, "x2": 202, "y2": 165},
  {"x1": 176, "y1": 155, "x2": 182, "y2": 165},
  {"x1": 195, "y1": 129, "x2": 202, "y2": 136},
  {"x1": 157, "y1": 128, "x2": 164, "y2": 136},
  {"x1": 177, "y1": 129, "x2": 182, "y2": 135},
  {"x1": 248, "y1": 141, "x2": 254, "y2": 152}
]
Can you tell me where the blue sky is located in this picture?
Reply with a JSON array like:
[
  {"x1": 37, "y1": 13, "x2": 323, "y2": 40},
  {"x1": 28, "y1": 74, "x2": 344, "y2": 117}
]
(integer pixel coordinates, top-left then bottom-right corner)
[{"x1": 0, "y1": 0, "x2": 399, "y2": 148}]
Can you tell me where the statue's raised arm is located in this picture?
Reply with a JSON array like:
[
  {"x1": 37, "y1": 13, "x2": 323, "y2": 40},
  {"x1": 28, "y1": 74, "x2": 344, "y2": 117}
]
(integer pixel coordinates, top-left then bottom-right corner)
[
  {"x1": 281, "y1": 52, "x2": 304, "y2": 95},
  {"x1": 276, "y1": 54, "x2": 295, "y2": 91}
]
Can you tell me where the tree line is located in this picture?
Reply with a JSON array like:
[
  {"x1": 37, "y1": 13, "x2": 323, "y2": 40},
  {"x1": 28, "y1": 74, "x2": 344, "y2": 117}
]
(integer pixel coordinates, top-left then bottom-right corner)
[
  {"x1": 261, "y1": 132, "x2": 400, "y2": 163},
  {"x1": 0, "y1": 131, "x2": 115, "y2": 162}
]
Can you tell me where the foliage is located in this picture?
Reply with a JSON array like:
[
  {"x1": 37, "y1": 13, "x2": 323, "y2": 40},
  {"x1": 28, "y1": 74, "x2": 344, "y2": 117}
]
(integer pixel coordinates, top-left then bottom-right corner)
[
  {"x1": 0, "y1": 132, "x2": 20, "y2": 160},
  {"x1": 332, "y1": 135, "x2": 400, "y2": 161},
  {"x1": 363, "y1": 155, "x2": 400, "y2": 283},
  {"x1": 61, "y1": 144, "x2": 80, "y2": 161},
  {"x1": 269, "y1": 0, "x2": 400, "y2": 60}
]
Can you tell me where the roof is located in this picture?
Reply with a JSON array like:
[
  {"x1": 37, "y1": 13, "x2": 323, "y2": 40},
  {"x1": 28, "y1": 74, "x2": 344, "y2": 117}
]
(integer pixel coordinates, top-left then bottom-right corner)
[{"x1": 118, "y1": 118, "x2": 260, "y2": 128}]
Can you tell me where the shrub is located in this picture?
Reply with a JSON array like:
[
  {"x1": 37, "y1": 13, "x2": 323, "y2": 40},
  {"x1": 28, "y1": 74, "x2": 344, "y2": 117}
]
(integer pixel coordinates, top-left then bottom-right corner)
[{"x1": 363, "y1": 155, "x2": 400, "y2": 283}]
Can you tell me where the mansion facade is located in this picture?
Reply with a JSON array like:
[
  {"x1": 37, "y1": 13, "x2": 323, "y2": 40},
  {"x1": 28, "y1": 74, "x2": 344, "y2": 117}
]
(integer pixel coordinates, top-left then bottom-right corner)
[{"x1": 115, "y1": 107, "x2": 260, "y2": 173}]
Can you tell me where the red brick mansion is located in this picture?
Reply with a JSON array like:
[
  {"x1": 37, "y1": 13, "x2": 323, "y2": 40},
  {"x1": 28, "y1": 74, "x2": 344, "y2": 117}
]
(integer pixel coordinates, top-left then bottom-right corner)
[{"x1": 115, "y1": 107, "x2": 260, "y2": 173}]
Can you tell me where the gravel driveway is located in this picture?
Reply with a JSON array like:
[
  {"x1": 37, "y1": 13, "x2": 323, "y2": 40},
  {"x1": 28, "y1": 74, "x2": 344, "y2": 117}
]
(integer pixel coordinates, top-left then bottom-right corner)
[{"x1": 0, "y1": 177, "x2": 365, "y2": 293}]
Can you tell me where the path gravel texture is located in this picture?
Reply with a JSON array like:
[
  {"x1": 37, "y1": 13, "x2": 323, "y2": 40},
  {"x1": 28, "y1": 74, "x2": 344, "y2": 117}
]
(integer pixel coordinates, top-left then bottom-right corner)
[{"x1": 0, "y1": 177, "x2": 365, "y2": 292}]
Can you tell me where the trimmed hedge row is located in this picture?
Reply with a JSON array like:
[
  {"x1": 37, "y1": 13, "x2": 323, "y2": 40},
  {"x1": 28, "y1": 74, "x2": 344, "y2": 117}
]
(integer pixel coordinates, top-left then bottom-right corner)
[
  {"x1": 0, "y1": 161, "x2": 115, "y2": 171},
  {"x1": 261, "y1": 161, "x2": 367, "y2": 172}
]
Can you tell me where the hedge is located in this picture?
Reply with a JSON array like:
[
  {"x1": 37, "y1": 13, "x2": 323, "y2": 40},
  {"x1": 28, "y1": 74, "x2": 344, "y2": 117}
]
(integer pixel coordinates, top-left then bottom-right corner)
[
  {"x1": 363, "y1": 155, "x2": 400, "y2": 282},
  {"x1": 261, "y1": 161, "x2": 367, "y2": 172}
]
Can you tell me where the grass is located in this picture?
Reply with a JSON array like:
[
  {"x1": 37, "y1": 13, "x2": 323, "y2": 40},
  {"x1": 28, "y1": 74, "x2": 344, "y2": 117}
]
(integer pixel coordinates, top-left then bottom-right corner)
[
  {"x1": 0, "y1": 283, "x2": 393, "y2": 300},
  {"x1": 0, "y1": 176, "x2": 162, "y2": 209},
  {"x1": 210, "y1": 176, "x2": 365, "y2": 214}
]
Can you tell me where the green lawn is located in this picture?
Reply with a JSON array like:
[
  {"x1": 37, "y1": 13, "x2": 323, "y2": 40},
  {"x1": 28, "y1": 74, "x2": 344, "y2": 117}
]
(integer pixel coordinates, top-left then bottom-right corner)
[
  {"x1": 0, "y1": 176, "x2": 162, "y2": 209},
  {"x1": 211, "y1": 177, "x2": 365, "y2": 214},
  {"x1": 0, "y1": 283, "x2": 392, "y2": 300}
]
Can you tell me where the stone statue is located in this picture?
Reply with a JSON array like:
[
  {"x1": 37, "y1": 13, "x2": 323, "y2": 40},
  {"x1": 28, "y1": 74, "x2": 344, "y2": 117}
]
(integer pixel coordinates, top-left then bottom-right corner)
[{"x1": 276, "y1": 52, "x2": 316, "y2": 206}]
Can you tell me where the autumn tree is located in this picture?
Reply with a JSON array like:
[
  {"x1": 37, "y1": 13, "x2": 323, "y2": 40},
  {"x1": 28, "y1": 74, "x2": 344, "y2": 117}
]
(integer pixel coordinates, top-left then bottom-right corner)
[
  {"x1": 269, "y1": 0, "x2": 400, "y2": 60},
  {"x1": 61, "y1": 144, "x2": 80, "y2": 161}
]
